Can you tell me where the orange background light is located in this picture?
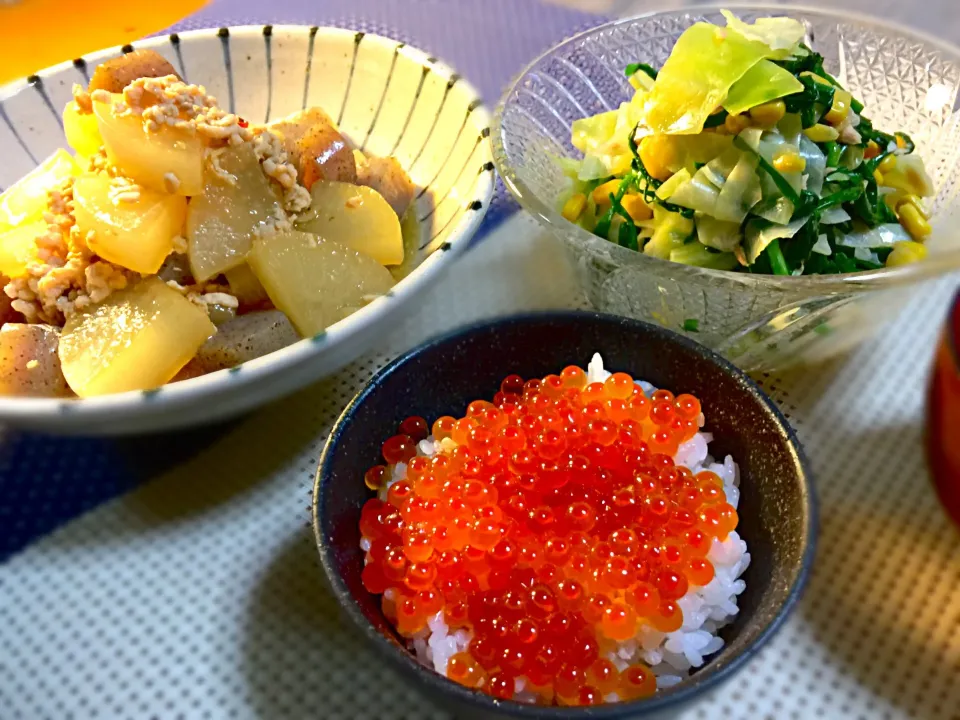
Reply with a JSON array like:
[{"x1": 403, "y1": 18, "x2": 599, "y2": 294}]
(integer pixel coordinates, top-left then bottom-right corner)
[{"x1": 0, "y1": 0, "x2": 207, "y2": 85}]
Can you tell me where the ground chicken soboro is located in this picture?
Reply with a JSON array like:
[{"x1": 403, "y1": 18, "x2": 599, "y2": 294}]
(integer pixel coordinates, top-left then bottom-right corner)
[{"x1": 3, "y1": 176, "x2": 133, "y2": 324}]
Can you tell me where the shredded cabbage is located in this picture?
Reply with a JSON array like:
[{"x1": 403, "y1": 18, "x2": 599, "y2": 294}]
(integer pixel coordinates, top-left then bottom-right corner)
[
  {"x1": 644, "y1": 208, "x2": 694, "y2": 259},
  {"x1": 556, "y1": 156, "x2": 582, "y2": 180},
  {"x1": 720, "y1": 10, "x2": 806, "y2": 54},
  {"x1": 724, "y1": 60, "x2": 804, "y2": 115},
  {"x1": 745, "y1": 216, "x2": 808, "y2": 263},
  {"x1": 714, "y1": 152, "x2": 762, "y2": 223},
  {"x1": 738, "y1": 127, "x2": 763, "y2": 151},
  {"x1": 878, "y1": 154, "x2": 935, "y2": 197},
  {"x1": 655, "y1": 168, "x2": 692, "y2": 200},
  {"x1": 835, "y1": 223, "x2": 911, "y2": 248},
  {"x1": 754, "y1": 196, "x2": 794, "y2": 224},
  {"x1": 628, "y1": 70, "x2": 656, "y2": 92},
  {"x1": 811, "y1": 233, "x2": 832, "y2": 255},
  {"x1": 703, "y1": 148, "x2": 741, "y2": 187},
  {"x1": 642, "y1": 23, "x2": 772, "y2": 134},
  {"x1": 695, "y1": 213, "x2": 742, "y2": 251},
  {"x1": 571, "y1": 111, "x2": 618, "y2": 154},
  {"x1": 820, "y1": 207, "x2": 851, "y2": 225},
  {"x1": 758, "y1": 132, "x2": 803, "y2": 195},
  {"x1": 670, "y1": 242, "x2": 738, "y2": 269},
  {"x1": 799, "y1": 136, "x2": 826, "y2": 196},
  {"x1": 573, "y1": 97, "x2": 647, "y2": 179},
  {"x1": 577, "y1": 154, "x2": 609, "y2": 181},
  {"x1": 668, "y1": 167, "x2": 722, "y2": 213},
  {"x1": 778, "y1": 113, "x2": 803, "y2": 147}
]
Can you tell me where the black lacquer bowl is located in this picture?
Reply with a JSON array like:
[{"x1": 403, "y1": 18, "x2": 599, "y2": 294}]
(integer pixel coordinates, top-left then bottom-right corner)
[{"x1": 314, "y1": 311, "x2": 816, "y2": 719}]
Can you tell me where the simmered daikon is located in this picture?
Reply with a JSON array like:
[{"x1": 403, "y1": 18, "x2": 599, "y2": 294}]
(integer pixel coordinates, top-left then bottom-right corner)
[
  {"x1": 63, "y1": 102, "x2": 104, "y2": 158},
  {"x1": 0, "y1": 149, "x2": 79, "y2": 231},
  {"x1": 295, "y1": 181, "x2": 404, "y2": 266},
  {"x1": 73, "y1": 173, "x2": 186, "y2": 274},
  {"x1": 94, "y1": 95, "x2": 204, "y2": 195},
  {"x1": 58, "y1": 277, "x2": 215, "y2": 397},
  {"x1": 187, "y1": 143, "x2": 283, "y2": 282},
  {"x1": 247, "y1": 230, "x2": 394, "y2": 337}
]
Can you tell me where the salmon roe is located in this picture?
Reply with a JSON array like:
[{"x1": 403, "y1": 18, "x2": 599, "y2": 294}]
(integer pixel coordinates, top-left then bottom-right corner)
[{"x1": 358, "y1": 365, "x2": 735, "y2": 706}]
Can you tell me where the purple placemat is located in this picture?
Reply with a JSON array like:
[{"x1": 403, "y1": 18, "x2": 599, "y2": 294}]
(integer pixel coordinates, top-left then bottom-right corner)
[{"x1": 0, "y1": 0, "x2": 605, "y2": 562}]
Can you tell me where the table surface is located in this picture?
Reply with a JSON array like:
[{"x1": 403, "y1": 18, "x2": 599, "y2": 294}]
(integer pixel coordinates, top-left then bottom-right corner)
[{"x1": 1, "y1": 1, "x2": 959, "y2": 719}]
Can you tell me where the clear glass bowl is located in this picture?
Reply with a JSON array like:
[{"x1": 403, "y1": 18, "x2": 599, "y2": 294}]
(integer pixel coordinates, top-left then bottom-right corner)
[{"x1": 492, "y1": 4, "x2": 960, "y2": 371}]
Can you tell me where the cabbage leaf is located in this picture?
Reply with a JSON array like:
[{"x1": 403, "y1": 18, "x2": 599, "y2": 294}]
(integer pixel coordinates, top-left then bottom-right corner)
[{"x1": 723, "y1": 59, "x2": 803, "y2": 115}]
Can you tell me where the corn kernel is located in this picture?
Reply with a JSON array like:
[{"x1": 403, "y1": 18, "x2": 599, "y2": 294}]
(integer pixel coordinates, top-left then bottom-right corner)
[
  {"x1": 896, "y1": 193, "x2": 926, "y2": 217},
  {"x1": 883, "y1": 189, "x2": 906, "y2": 213},
  {"x1": 748, "y1": 100, "x2": 786, "y2": 128},
  {"x1": 905, "y1": 166, "x2": 933, "y2": 197},
  {"x1": 773, "y1": 151, "x2": 806, "y2": 174},
  {"x1": 803, "y1": 124, "x2": 840, "y2": 143},
  {"x1": 896, "y1": 134, "x2": 908, "y2": 150},
  {"x1": 886, "y1": 240, "x2": 928, "y2": 267},
  {"x1": 638, "y1": 136, "x2": 677, "y2": 181},
  {"x1": 591, "y1": 180, "x2": 621, "y2": 208},
  {"x1": 873, "y1": 170, "x2": 884, "y2": 184},
  {"x1": 621, "y1": 194, "x2": 653, "y2": 222},
  {"x1": 898, "y1": 203, "x2": 932, "y2": 240},
  {"x1": 864, "y1": 141, "x2": 880, "y2": 159},
  {"x1": 561, "y1": 193, "x2": 587, "y2": 222},
  {"x1": 724, "y1": 113, "x2": 752, "y2": 134},
  {"x1": 878, "y1": 154, "x2": 898, "y2": 174},
  {"x1": 824, "y1": 90, "x2": 851, "y2": 126},
  {"x1": 800, "y1": 71, "x2": 833, "y2": 87}
]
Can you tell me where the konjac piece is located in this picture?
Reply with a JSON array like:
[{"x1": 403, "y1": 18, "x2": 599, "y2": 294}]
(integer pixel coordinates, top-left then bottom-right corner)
[
  {"x1": 88, "y1": 49, "x2": 181, "y2": 93},
  {"x1": 268, "y1": 107, "x2": 338, "y2": 166},
  {"x1": 356, "y1": 154, "x2": 416, "y2": 219},
  {"x1": 0, "y1": 324, "x2": 71, "y2": 397},
  {"x1": 296, "y1": 122, "x2": 357, "y2": 189},
  {"x1": 176, "y1": 309, "x2": 300, "y2": 377}
]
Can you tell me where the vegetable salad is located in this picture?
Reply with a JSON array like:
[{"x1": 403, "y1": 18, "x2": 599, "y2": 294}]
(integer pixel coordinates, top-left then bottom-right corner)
[{"x1": 559, "y1": 11, "x2": 935, "y2": 275}]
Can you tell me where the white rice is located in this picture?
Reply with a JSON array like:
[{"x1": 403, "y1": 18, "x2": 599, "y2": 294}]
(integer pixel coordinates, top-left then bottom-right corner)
[{"x1": 366, "y1": 353, "x2": 749, "y2": 699}]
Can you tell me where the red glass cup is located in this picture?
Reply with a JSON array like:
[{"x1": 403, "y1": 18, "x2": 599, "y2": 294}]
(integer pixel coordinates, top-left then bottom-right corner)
[{"x1": 928, "y1": 289, "x2": 960, "y2": 527}]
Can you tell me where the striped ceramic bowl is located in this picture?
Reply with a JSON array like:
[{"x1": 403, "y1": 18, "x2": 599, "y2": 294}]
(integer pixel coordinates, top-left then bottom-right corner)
[{"x1": 0, "y1": 26, "x2": 495, "y2": 434}]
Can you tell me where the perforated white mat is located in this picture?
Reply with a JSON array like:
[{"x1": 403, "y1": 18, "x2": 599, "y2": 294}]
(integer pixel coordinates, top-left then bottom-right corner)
[{"x1": 1, "y1": 215, "x2": 958, "y2": 720}]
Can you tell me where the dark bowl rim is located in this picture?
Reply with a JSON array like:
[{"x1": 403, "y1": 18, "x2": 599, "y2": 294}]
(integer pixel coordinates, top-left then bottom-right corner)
[{"x1": 312, "y1": 309, "x2": 818, "y2": 718}]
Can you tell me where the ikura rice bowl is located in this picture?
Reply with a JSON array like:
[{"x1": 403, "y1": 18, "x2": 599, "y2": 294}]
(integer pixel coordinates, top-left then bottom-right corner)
[{"x1": 357, "y1": 354, "x2": 749, "y2": 706}]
